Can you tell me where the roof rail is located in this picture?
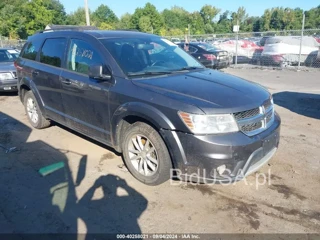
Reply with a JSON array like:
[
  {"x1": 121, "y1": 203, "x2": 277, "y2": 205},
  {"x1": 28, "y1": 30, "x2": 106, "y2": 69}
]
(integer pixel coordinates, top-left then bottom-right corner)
[{"x1": 37, "y1": 25, "x2": 99, "y2": 33}]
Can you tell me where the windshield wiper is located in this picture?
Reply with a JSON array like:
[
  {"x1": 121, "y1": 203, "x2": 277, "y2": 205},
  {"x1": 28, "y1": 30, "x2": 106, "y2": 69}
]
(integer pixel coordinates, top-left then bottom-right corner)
[
  {"x1": 173, "y1": 66, "x2": 204, "y2": 71},
  {"x1": 127, "y1": 71, "x2": 173, "y2": 77}
]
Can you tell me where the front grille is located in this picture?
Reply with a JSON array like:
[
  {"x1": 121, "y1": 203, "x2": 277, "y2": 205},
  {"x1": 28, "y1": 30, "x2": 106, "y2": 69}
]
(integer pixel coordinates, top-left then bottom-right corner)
[
  {"x1": 240, "y1": 121, "x2": 263, "y2": 132},
  {"x1": 234, "y1": 108, "x2": 260, "y2": 120},
  {"x1": 234, "y1": 98, "x2": 274, "y2": 136}
]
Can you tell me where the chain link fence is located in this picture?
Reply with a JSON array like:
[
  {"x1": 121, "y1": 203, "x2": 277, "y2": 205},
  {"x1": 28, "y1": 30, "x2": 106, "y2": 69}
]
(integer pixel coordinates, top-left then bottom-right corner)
[
  {"x1": 165, "y1": 29, "x2": 320, "y2": 70},
  {"x1": 0, "y1": 36, "x2": 27, "y2": 50}
]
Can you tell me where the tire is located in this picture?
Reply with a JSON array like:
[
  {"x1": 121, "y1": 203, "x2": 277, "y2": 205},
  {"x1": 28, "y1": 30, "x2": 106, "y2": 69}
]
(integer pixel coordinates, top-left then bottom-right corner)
[
  {"x1": 122, "y1": 122, "x2": 172, "y2": 185},
  {"x1": 24, "y1": 91, "x2": 50, "y2": 129}
]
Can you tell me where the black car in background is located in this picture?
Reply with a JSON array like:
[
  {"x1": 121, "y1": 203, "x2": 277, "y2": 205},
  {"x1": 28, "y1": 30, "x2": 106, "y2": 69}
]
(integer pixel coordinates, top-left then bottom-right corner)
[{"x1": 178, "y1": 42, "x2": 229, "y2": 69}]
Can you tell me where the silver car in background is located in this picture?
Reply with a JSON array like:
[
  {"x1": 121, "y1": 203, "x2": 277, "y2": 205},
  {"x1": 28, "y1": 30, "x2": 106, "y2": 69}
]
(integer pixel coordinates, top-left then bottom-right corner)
[{"x1": 0, "y1": 48, "x2": 19, "y2": 92}]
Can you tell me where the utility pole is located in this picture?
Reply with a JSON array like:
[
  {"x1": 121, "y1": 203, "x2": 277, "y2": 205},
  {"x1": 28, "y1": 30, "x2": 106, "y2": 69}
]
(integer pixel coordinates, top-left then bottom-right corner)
[
  {"x1": 298, "y1": 12, "x2": 305, "y2": 70},
  {"x1": 84, "y1": 0, "x2": 90, "y2": 26},
  {"x1": 235, "y1": 20, "x2": 239, "y2": 66}
]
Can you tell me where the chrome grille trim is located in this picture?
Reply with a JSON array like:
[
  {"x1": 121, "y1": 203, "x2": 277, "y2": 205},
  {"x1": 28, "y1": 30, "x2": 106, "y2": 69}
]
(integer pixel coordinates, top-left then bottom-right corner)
[{"x1": 234, "y1": 99, "x2": 274, "y2": 136}]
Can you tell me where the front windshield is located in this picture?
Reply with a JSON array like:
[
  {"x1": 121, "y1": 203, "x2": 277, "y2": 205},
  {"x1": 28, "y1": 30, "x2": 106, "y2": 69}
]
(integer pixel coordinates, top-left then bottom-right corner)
[
  {"x1": 100, "y1": 37, "x2": 204, "y2": 76},
  {"x1": 0, "y1": 49, "x2": 19, "y2": 62}
]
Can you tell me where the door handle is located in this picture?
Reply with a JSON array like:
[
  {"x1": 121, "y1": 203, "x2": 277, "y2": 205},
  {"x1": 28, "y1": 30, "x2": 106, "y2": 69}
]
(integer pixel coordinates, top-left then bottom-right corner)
[{"x1": 60, "y1": 78, "x2": 72, "y2": 85}]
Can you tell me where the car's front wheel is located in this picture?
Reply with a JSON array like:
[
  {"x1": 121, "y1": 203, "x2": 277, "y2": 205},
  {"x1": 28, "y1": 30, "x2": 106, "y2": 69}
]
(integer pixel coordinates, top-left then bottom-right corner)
[
  {"x1": 24, "y1": 91, "x2": 50, "y2": 129},
  {"x1": 122, "y1": 122, "x2": 172, "y2": 185}
]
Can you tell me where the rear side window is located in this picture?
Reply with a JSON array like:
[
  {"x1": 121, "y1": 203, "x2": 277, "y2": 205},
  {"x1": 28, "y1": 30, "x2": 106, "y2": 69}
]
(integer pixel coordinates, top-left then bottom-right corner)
[
  {"x1": 40, "y1": 38, "x2": 67, "y2": 68},
  {"x1": 21, "y1": 39, "x2": 43, "y2": 60}
]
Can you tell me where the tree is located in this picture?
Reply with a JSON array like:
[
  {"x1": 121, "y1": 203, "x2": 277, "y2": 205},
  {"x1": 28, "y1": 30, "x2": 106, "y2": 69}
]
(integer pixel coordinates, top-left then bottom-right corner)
[
  {"x1": 162, "y1": 6, "x2": 190, "y2": 32},
  {"x1": 139, "y1": 16, "x2": 152, "y2": 32},
  {"x1": 305, "y1": 6, "x2": 320, "y2": 29},
  {"x1": 44, "y1": 0, "x2": 67, "y2": 25},
  {"x1": 200, "y1": 5, "x2": 220, "y2": 25},
  {"x1": 0, "y1": 4, "x2": 26, "y2": 39},
  {"x1": 66, "y1": 7, "x2": 87, "y2": 25},
  {"x1": 231, "y1": 7, "x2": 249, "y2": 31},
  {"x1": 215, "y1": 11, "x2": 232, "y2": 33},
  {"x1": 130, "y1": 3, "x2": 164, "y2": 34},
  {"x1": 92, "y1": 4, "x2": 118, "y2": 27},
  {"x1": 117, "y1": 13, "x2": 132, "y2": 29},
  {"x1": 189, "y1": 11, "x2": 205, "y2": 35},
  {"x1": 22, "y1": 0, "x2": 55, "y2": 36}
]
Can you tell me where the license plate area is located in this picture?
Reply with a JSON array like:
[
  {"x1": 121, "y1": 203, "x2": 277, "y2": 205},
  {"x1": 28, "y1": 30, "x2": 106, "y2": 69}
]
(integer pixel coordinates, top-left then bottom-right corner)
[
  {"x1": 3, "y1": 87, "x2": 12, "y2": 90},
  {"x1": 263, "y1": 132, "x2": 278, "y2": 155}
]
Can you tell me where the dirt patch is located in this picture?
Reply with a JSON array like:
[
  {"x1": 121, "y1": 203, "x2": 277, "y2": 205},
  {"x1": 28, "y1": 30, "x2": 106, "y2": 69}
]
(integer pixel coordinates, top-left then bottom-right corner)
[{"x1": 269, "y1": 184, "x2": 307, "y2": 200}]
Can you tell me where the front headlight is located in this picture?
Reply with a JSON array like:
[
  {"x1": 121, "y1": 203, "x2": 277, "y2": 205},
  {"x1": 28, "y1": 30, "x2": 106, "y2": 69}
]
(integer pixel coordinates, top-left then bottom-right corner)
[
  {"x1": 0, "y1": 72, "x2": 13, "y2": 80},
  {"x1": 179, "y1": 112, "x2": 239, "y2": 134}
]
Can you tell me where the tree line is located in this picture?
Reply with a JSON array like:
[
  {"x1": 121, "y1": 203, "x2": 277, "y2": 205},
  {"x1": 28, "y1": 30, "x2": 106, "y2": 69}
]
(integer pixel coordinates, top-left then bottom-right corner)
[{"x1": 0, "y1": 0, "x2": 320, "y2": 39}]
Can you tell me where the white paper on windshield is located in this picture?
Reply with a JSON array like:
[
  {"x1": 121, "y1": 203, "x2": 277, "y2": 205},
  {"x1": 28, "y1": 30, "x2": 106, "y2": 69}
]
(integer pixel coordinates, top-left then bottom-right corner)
[
  {"x1": 7, "y1": 50, "x2": 18, "y2": 54},
  {"x1": 161, "y1": 38, "x2": 177, "y2": 46}
]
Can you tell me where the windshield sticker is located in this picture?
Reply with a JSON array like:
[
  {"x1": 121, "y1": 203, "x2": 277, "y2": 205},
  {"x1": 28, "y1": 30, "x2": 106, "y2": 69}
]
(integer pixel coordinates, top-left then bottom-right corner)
[{"x1": 76, "y1": 48, "x2": 93, "y2": 60}]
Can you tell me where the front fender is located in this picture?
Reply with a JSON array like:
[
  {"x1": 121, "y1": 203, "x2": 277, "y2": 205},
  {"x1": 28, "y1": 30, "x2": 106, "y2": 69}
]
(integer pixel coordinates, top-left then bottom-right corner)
[{"x1": 110, "y1": 102, "x2": 176, "y2": 150}]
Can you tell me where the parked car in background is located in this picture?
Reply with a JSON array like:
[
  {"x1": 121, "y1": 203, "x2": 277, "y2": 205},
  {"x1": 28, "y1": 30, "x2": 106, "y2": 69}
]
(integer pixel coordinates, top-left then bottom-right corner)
[
  {"x1": 260, "y1": 37, "x2": 271, "y2": 47},
  {"x1": 16, "y1": 27, "x2": 280, "y2": 185},
  {"x1": 170, "y1": 38, "x2": 181, "y2": 44},
  {"x1": 0, "y1": 48, "x2": 19, "y2": 92},
  {"x1": 217, "y1": 40, "x2": 263, "y2": 64},
  {"x1": 261, "y1": 36, "x2": 320, "y2": 66},
  {"x1": 178, "y1": 42, "x2": 229, "y2": 69}
]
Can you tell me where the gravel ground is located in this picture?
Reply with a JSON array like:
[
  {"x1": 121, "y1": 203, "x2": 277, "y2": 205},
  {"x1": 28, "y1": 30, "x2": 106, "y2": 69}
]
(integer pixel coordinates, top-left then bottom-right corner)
[{"x1": 0, "y1": 68, "x2": 319, "y2": 235}]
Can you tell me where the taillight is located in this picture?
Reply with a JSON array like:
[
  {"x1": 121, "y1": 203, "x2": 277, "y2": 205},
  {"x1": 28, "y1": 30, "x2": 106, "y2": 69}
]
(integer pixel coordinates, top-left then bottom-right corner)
[
  {"x1": 14, "y1": 61, "x2": 23, "y2": 70},
  {"x1": 272, "y1": 54, "x2": 284, "y2": 62},
  {"x1": 203, "y1": 54, "x2": 216, "y2": 61}
]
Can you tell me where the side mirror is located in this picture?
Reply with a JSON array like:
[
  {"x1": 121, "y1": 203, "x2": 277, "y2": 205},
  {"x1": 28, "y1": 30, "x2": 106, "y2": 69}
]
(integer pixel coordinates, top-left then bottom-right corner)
[{"x1": 88, "y1": 64, "x2": 112, "y2": 80}]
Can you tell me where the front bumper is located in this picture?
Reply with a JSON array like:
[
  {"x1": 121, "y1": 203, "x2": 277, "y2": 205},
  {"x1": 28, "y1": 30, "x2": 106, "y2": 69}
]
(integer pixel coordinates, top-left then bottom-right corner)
[
  {"x1": 160, "y1": 112, "x2": 281, "y2": 183},
  {"x1": 0, "y1": 79, "x2": 18, "y2": 92}
]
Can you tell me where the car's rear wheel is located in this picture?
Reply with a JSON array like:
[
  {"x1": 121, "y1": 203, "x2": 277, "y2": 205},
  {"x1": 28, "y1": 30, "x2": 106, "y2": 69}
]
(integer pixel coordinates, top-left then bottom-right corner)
[
  {"x1": 122, "y1": 122, "x2": 172, "y2": 185},
  {"x1": 24, "y1": 91, "x2": 50, "y2": 129}
]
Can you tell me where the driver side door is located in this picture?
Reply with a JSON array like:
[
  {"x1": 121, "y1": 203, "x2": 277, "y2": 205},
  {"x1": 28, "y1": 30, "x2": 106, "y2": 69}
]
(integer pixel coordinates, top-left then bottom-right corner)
[{"x1": 60, "y1": 38, "x2": 113, "y2": 144}]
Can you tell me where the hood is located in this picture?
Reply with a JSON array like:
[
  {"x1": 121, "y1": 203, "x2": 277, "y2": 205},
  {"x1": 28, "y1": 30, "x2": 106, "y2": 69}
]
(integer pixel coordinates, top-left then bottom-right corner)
[
  {"x1": 0, "y1": 62, "x2": 15, "y2": 72},
  {"x1": 133, "y1": 69, "x2": 271, "y2": 114}
]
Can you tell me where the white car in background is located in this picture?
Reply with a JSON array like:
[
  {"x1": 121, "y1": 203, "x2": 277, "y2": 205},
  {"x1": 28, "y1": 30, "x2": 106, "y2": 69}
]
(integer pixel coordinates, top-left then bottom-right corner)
[{"x1": 261, "y1": 36, "x2": 320, "y2": 66}]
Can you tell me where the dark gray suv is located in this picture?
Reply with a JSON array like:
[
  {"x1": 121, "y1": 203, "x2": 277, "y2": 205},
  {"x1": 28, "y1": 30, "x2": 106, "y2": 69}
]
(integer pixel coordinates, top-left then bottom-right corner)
[{"x1": 15, "y1": 27, "x2": 280, "y2": 185}]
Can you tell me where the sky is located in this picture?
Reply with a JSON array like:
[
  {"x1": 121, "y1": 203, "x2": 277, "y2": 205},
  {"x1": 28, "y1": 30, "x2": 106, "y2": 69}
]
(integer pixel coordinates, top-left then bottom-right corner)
[{"x1": 61, "y1": 0, "x2": 319, "y2": 17}]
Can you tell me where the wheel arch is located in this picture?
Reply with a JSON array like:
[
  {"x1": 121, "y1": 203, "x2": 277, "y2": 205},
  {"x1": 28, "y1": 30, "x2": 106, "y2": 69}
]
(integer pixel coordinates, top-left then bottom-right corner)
[{"x1": 111, "y1": 102, "x2": 175, "y2": 152}]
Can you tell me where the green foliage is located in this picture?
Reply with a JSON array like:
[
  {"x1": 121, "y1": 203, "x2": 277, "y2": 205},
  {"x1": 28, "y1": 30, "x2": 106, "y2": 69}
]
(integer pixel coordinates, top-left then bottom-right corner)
[
  {"x1": 130, "y1": 3, "x2": 164, "y2": 34},
  {"x1": 0, "y1": 1, "x2": 320, "y2": 39},
  {"x1": 92, "y1": 4, "x2": 118, "y2": 28},
  {"x1": 66, "y1": 7, "x2": 87, "y2": 26}
]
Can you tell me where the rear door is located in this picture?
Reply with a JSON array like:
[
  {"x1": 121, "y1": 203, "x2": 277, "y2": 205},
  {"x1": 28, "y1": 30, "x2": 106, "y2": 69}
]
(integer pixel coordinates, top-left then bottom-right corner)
[
  {"x1": 34, "y1": 38, "x2": 67, "y2": 122},
  {"x1": 60, "y1": 38, "x2": 113, "y2": 144}
]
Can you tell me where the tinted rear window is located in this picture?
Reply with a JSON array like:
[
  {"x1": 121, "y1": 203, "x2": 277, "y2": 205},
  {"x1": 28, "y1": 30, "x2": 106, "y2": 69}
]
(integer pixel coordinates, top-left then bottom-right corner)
[
  {"x1": 40, "y1": 38, "x2": 67, "y2": 68},
  {"x1": 21, "y1": 38, "x2": 43, "y2": 60}
]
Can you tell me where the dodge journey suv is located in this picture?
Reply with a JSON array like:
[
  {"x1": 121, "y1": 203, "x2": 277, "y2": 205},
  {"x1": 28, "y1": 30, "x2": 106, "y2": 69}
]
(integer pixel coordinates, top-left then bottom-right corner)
[{"x1": 16, "y1": 27, "x2": 280, "y2": 185}]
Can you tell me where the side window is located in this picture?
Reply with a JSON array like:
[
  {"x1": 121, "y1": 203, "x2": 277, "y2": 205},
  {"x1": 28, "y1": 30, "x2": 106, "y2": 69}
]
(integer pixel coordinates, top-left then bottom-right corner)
[
  {"x1": 21, "y1": 39, "x2": 43, "y2": 61},
  {"x1": 188, "y1": 46, "x2": 198, "y2": 54},
  {"x1": 40, "y1": 38, "x2": 67, "y2": 68},
  {"x1": 67, "y1": 39, "x2": 103, "y2": 75}
]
